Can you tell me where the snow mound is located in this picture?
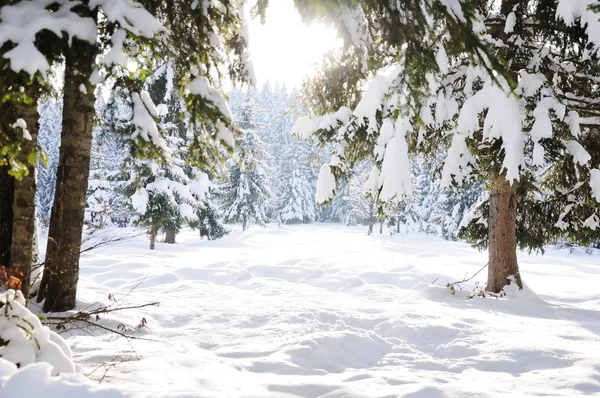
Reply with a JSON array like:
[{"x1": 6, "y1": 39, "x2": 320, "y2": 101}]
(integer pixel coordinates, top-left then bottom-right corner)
[
  {"x1": 0, "y1": 360, "x2": 125, "y2": 397},
  {"x1": 0, "y1": 290, "x2": 74, "y2": 375}
]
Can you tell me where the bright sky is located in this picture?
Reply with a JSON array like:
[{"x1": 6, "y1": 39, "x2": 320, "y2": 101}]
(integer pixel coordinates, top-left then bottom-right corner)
[{"x1": 248, "y1": 0, "x2": 341, "y2": 90}]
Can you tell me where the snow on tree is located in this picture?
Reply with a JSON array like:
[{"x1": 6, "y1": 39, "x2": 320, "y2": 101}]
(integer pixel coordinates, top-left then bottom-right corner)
[
  {"x1": 276, "y1": 140, "x2": 316, "y2": 224},
  {"x1": 36, "y1": 98, "x2": 62, "y2": 225},
  {"x1": 189, "y1": 185, "x2": 229, "y2": 241},
  {"x1": 123, "y1": 67, "x2": 212, "y2": 248},
  {"x1": 0, "y1": 290, "x2": 75, "y2": 374},
  {"x1": 85, "y1": 140, "x2": 113, "y2": 231},
  {"x1": 220, "y1": 96, "x2": 271, "y2": 230},
  {"x1": 292, "y1": 0, "x2": 600, "y2": 295},
  {"x1": 345, "y1": 162, "x2": 378, "y2": 234},
  {"x1": 220, "y1": 128, "x2": 271, "y2": 230}
]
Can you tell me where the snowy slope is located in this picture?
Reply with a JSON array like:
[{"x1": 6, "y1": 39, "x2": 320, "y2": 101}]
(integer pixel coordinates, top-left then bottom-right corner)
[{"x1": 35, "y1": 225, "x2": 600, "y2": 397}]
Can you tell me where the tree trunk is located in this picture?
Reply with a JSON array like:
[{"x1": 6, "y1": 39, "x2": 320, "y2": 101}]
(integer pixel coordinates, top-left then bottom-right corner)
[
  {"x1": 10, "y1": 104, "x2": 39, "y2": 298},
  {"x1": 397, "y1": 216, "x2": 400, "y2": 234},
  {"x1": 487, "y1": 174, "x2": 523, "y2": 293},
  {"x1": 367, "y1": 222, "x2": 373, "y2": 235},
  {"x1": 242, "y1": 216, "x2": 247, "y2": 231},
  {"x1": 0, "y1": 167, "x2": 14, "y2": 267},
  {"x1": 165, "y1": 229, "x2": 176, "y2": 244},
  {"x1": 38, "y1": 28, "x2": 98, "y2": 312},
  {"x1": 149, "y1": 229, "x2": 157, "y2": 250},
  {"x1": 379, "y1": 221, "x2": 383, "y2": 235}
]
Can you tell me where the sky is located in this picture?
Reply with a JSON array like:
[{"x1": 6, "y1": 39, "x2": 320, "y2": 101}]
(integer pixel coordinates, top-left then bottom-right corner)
[{"x1": 247, "y1": 0, "x2": 341, "y2": 90}]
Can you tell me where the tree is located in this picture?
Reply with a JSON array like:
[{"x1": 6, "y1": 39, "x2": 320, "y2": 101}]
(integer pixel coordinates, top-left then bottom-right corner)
[
  {"x1": 85, "y1": 140, "x2": 113, "y2": 231},
  {"x1": 293, "y1": 0, "x2": 600, "y2": 294},
  {"x1": 221, "y1": 129, "x2": 271, "y2": 230},
  {"x1": 41, "y1": 5, "x2": 100, "y2": 311},
  {"x1": 36, "y1": 99, "x2": 62, "y2": 225},
  {"x1": 189, "y1": 188, "x2": 229, "y2": 241},
  {"x1": 276, "y1": 140, "x2": 317, "y2": 224},
  {"x1": 34, "y1": 0, "x2": 254, "y2": 310},
  {"x1": 123, "y1": 67, "x2": 214, "y2": 248}
]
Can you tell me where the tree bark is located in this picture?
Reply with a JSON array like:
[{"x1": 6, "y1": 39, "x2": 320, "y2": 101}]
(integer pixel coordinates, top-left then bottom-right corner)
[
  {"x1": 379, "y1": 221, "x2": 383, "y2": 235},
  {"x1": 38, "y1": 27, "x2": 98, "y2": 312},
  {"x1": 10, "y1": 103, "x2": 39, "y2": 298},
  {"x1": 367, "y1": 222, "x2": 373, "y2": 235},
  {"x1": 487, "y1": 174, "x2": 523, "y2": 293},
  {"x1": 165, "y1": 229, "x2": 176, "y2": 244},
  {"x1": 149, "y1": 229, "x2": 157, "y2": 250},
  {"x1": 242, "y1": 216, "x2": 247, "y2": 231},
  {"x1": 0, "y1": 167, "x2": 14, "y2": 268}
]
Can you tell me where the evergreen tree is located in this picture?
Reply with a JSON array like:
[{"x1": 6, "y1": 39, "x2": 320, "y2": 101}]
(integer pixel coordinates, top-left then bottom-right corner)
[
  {"x1": 221, "y1": 129, "x2": 271, "y2": 231},
  {"x1": 293, "y1": 0, "x2": 600, "y2": 294},
  {"x1": 124, "y1": 67, "x2": 214, "y2": 248},
  {"x1": 276, "y1": 140, "x2": 317, "y2": 224},
  {"x1": 221, "y1": 97, "x2": 271, "y2": 230},
  {"x1": 36, "y1": 99, "x2": 62, "y2": 226},
  {"x1": 85, "y1": 140, "x2": 113, "y2": 231}
]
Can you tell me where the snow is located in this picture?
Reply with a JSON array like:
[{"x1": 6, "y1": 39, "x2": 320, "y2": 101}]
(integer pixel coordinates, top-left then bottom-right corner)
[
  {"x1": 11, "y1": 118, "x2": 31, "y2": 140},
  {"x1": 184, "y1": 76, "x2": 232, "y2": 121},
  {"x1": 89, "y1": 0, "x2": 164, "y2": 38},
  {"x1": 557, "y1": 0, "x2": 600, "y2": 49},
  {"x1": 315, "y1": 164, "x2": 336, "y2": 204},
  {"x1": 130, "y1": 93, "x2": 171, "y2": 159},
  {"x1": 566, "y1": 140, "x2": 591, "y2": 166},
  {"x1": 441, "y1": 133, "x2": 475, "y2": 187},
  {"x1": 504, "y1": 11, "x2": 516, "y2": 34},
  {"x1": 0, "y1": 290, "x2": 75, "y2": 375},
  {"x1": 47, "y1": 224, "x2": 600, "y2": 397},
  {"x1": 292, "y1": 115, "x2": 322, "y2": 140},
  {"x1": 100, "y1": 29, "x2": 129, "y2": 68},
  {"x1": 378, "y1": 118, "x2": 412, "y2": 201},
  {"x1": 590, "y1": 169, "x2": 600, "y2": 202},
  {"x1": 566, "y1": 111, "x2": 581, "y2": 138},
  {"x1": 354, "y1": 65, "x2": 402, "y2": 129},
  {"x1": 457, "y1": 83, "x2": 524, "y2": 182},
  {"x1": 0, "y1": 360, "x2": 124, "y2": 397}
]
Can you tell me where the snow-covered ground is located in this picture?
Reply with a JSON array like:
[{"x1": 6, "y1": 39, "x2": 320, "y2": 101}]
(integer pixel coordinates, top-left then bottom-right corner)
[{"x1": 32, "y1": 224, "x2": 600, "y2": 397}]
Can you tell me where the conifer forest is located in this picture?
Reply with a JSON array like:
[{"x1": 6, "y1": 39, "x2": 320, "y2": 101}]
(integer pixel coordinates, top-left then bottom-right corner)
[{"x1": 1, "y1": 0, "x2": 600, "y2": 396}]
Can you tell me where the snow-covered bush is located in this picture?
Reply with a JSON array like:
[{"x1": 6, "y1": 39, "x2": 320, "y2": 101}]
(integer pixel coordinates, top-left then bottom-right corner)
[
  {"x1": 0, "y1": 290, "x2": 74, "y2": 375},
  {"x1": 0, "y1": 359, "x2": 124, "y2": 397}
]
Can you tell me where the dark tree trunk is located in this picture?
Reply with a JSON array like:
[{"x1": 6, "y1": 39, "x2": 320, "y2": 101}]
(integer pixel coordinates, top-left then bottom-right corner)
[
  {"x1": 397, "y1": 216, "x2": 400, "y2": 234},
  {"x1": 487, "y1": 174, "x2": 523, "y2": 293},
  {"x1": 242, "y1": 216, "x2": 247, "y2": 231},
  {"x1": 38, "y1": 26, "x2": 98, "y2": 312},
  {"x1": 367, "y1": 222, "x2": 373, "y2": 235},
  {"x1": 10, "y1": 104, "x2": 39, "y2": 298},
  {"x1": 165, "y1": 229, "x2": 176, "y2": 244},
  {"x1": 0, "y1": 167, "x2": 14, "y2": 268},
  {"x1": 149, "y1": 228, "x2": 157, "y2": 250},
  {"x1": 379, "y1": 221, "x2": 383, "y2": 235}
]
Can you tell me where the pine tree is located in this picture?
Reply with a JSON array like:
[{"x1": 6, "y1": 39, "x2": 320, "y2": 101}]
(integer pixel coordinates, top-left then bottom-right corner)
[
  {"x1": 124, "y1": 67, "x2": 214, "y2": 248},
  {"x1": 293, "y1": 0, "x2": 600, "y2": 294},
  {"x1": 220, "y1": 97, "x2": 271, "y2": 230},
  {"x1": 276, "y1": 140, "x2": 317, "y2": 224},
  {"x1": 221, "y1": 129, "x2": 271, "y2": 230},
  {"x1": 36, "y1": 99, "x2": 62, "y2": 226},
  {"x1": 85, "y1": 140, "x2": 113, "y2": 231}
]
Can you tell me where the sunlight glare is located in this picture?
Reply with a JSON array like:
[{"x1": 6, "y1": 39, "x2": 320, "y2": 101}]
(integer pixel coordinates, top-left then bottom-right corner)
[{"x1": 249, "y1": 0, "x2": 342, "y2": 89}]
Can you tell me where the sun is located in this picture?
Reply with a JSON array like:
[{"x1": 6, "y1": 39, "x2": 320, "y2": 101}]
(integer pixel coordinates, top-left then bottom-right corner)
[{"x1": 248, "y1": 0, "x2": 342, "y2": 89}]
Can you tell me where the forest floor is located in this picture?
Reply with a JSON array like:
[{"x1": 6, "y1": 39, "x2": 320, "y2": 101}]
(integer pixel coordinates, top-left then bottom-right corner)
[{"x1": 33, "y1": 224, "x2": 600, "y2": 397}]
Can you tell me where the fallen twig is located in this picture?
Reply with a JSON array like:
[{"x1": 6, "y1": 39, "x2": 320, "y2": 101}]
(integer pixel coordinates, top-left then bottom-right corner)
[
  {"x1": 449, "y1": 262, "x2": 489, "y2": 286},
  {"x1": 42, "y1": 301, "x2": 162, "y2": 343}
]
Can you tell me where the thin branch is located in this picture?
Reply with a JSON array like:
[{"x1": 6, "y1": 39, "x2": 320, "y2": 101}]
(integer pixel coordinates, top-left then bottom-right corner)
[{"x1": 449, "y1": 262, "x2": 489, "y2": 286}]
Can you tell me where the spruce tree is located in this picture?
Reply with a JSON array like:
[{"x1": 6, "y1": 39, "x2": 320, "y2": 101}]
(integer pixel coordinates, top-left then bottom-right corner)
[
  {"x1": 221, "y1": 97, "x2": 271, "y2": 230},
  {"x1": 293, "y1": 0, "x2": 600, "y2": 294},
  {"x1": 276, "y1": 141, "x2": 317, "y2": 224}
]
